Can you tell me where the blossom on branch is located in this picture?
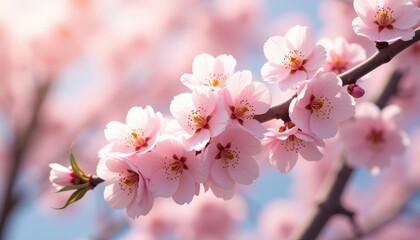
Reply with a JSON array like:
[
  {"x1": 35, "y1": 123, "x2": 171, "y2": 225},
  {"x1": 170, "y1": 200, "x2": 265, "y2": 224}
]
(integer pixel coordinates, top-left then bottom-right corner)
[
  {"x1": 49, "y1": 163, "x2": 78, "y2": 190},
  {"x1": 339, "y1": 102, "x2": 410, "y2": 174},
  {"x1": 261, "y1": 121, "x2": 325, "y2": 173},
  {"x1": 170, "y1": 87, "x2": 229, "y2": 151},
  {"x1": 96, "y1": 154, "x2": 154, "y2": 218},
  {"x1": 261, "y1": 25, "x2": 326, "y2": 91},
  {"x1": 180, "y1": 53, "x2": 237, "y2": 91},
  {"x1": 101, "y1": 106, "x2": 164, "y2": 156},
  {"x1": 203, "y1": 127, "x2": 261, "y2": 193},
  {"x1": 352, "y1": 0, "x2": 420, "y2": 42},
  {"x1": 221, "y1": 70, "x2": 271, "y2": 137},
  {"x1": 289, "y1": 72, "x2": 355, "y2": 139},
  {"x1": 139, "y1": 137, "x2": 206, "y2": 204}
]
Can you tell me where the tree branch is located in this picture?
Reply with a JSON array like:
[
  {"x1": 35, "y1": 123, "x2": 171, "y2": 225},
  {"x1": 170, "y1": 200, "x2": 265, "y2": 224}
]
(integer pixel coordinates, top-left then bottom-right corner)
[{"x1": 254, "y1": 27, "x2": 420, "y2": 123}]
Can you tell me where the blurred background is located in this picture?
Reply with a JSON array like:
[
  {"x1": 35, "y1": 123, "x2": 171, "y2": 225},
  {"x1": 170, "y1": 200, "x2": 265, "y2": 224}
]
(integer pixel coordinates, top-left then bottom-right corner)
[{"x1": 0, "y1": 0, "x2": 419, "y2": 239}]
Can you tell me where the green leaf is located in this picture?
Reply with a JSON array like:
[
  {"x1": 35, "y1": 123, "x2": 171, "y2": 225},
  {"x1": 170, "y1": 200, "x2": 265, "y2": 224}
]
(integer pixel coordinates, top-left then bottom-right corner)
[
  {"x1": 54, "y1": 187, "x2": 90, "y2": 210},
  {"x1": 69, "y1": 150, "x2": 89, "y2": 182},
  {"x1": 57, "y1": 182, "x2": 90, "y2": 193}
]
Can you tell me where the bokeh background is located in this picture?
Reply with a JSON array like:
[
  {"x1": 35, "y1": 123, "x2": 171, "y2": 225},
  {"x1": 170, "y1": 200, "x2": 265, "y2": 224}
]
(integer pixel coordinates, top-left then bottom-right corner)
[{"x1": 1, "y1": 0, "x2": 419, "y2": 239}]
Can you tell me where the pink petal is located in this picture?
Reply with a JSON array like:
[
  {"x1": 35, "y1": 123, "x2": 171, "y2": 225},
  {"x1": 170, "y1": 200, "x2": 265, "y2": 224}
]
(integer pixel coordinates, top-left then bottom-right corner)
[
  {"x1": 261, "y1": 62, "x2": 290, "y2": 82},
  {"x1": 148, "y1": 169, "x2": 179, "y2": 197},
  {"x1": 213, "y1": 54, "x2": 236, "y2": 76},
  {"x1": 211, "y1": 160, "x2": 235, "y2": 189},
  {"x1": 263, "y1": 36, "x2": 291, "y2": 64},
  {"x1": 237, "y1": 153, "x2": 259, "y2": 179},
  {"x1": 393, "y1": 4, "x2": 420, "y2": 29},
  {"x1": 172, "y1": 172, "x2": 196, "y2": 204},
  {"x1": 329, "y1": 94, "x2": 355, "y2": 122},
  {"x1": 104, "y1": 121, "x2": 130, "y2": 145},
  {"x1": 379, "y1": 28, "x2": 415, "y2": 41},
  {"x1": 193, "y1": 88, "x2": 217, "y2": 113},
  {"x1": 135, "y1": 153, "x2": 163, "y2": 178},
  {"x1": 304, "y1": 45, "x2": 326, "y2": 71},
  {"x1": 270, "y1": 144, "x2": 298, "y2": 172},
  {"x1": 104, "y1": 183, "x2": 133, "y2": 209},
  {"x1": 352, "y1": 17, "x2": 379, "y2": 41},
  {"x1": 310, "y1": 115, "x2": 338, "y2": 138},
  {"x1": 193, "y1": 53, "x2": 214, "y2": 82},
  {"x1": 180, "y1": 73, "x2": 198, "y2": 90},
  {"x1": 285, "y1": 25, "x2": 313, "y2": 56},
  {"x1": 353, "y1": 0, "x2": 375, "y2": 23},
  {"x1": 278, "y1": 71, "x2": 307, "y2": 91},
  {"x1": 184, "y1": 129, "x2": 211, "y2": 151},
  {"x1": 299, "y1": 143, "x2": 323, "y2": 161},
  {"x1": 289, "y1": 99, "x2": 311, "y2": 133}
]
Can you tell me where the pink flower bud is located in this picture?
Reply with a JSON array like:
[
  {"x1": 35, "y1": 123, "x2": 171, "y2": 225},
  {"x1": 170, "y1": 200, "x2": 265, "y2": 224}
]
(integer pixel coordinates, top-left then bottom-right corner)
[
  {"x1": 49, "y1": 163, "x2": 76, "y2": 190},
  {"x1": 347, "y1": 84, "x2": 365, "y2": 98}
]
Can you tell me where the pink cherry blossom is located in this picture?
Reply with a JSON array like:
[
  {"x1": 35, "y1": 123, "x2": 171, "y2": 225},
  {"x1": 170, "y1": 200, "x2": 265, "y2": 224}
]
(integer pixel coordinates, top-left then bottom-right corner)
[
  {"x1": 261, "y1": 25, "x2": 326, "y2": 91},
  {"x1": 203, "y1": 127, "x2": 260, "y2": 190},
  {"x1": 221, "y1": 70, "x2": 271, "y2": 137},
  {"x1": 319, "y1": 37, "x2": 366, "y2": 74},
  {"x1": 96, "y1": 154, "x2": 153, "y2": 218},
  {"x1": 138, "y1": 137, "x2": 206, "y2": 204},
  {"x1": 339, "y1": 102, "x2": 410, "y2": 174},
  {"x1": 101, "y1": 106, "x2": 164, "y2": 156},
  {"x1": 261, "y1": 121, "x2": 325, "y2": 173},
  {"x1": 170, "y1": 87, "x2": 229, "y2": 151},
  {"x1": 180, "y1": 53, "x2": 237, "y2": 90},
  {"x1": 352, "y1": 0, "x2": 420, "y2": 42},
  {"x1": 49, "y1": 163, "x2": 78, "y2": 190},
  {"x1": 289, "y1": 72, "x2": 355, "y2": 139}
]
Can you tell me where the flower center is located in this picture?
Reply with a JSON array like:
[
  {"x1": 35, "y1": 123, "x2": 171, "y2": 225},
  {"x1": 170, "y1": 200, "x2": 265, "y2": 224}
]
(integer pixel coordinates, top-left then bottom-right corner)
[
  {"x1": 374, "y1": 6, "x2": 396, "y2": 32},
  {"x1": 127, "y1": 130, "x2": 150, "y2": 151},
  {"x1": 207, "y1": 73, "x2": 227, "y2": 87},
  {"x1": 283, "y1": 50, "x2": 307, "y2": 73},
  {"x1": 215, "y1": 142, "x2": 240, "y2": 168},
  {"x1": 229, "y1": 99, "x2": 255, "y2": 125},
  {"x1": 119, "y1": 169, "x2": 139, "y2": 195},
  {"x1": 305, "y1": 95, "x2": 332, "y2": 120},
  {"x1": 366, "y1": 129, "x2": 385, "y2": 145},
  {"x1": 281, "y1": 135, "x2": 305, "y2": 153},
  {"x1": 164, "y1": 154, "x2": 188, "y2": 180},
  {"x1": 329, "y1": 55, "x2": 347, "y2": 74},
  {"x1": 188, "y1": 107, "x2": 211, "y2": 132}
]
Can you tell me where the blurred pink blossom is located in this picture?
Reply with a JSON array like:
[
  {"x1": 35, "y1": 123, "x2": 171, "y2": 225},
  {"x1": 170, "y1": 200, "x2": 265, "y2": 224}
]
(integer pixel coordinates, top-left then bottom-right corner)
[{"x1": 339, "y1": 102, "x2": 410, "y2": 174}]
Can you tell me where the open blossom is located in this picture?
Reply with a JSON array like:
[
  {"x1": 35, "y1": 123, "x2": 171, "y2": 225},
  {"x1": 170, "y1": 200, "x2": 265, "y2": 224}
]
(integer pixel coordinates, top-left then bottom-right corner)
[
  {"x1": 180, "y1": 53, "x2": 237, "y2": 90},
  {"x1": 261, "y1": 121, "x2": 325, "y2": 173},
  {"x1": 101, "y1": 106, "x2": 164, "y2": 156},
  {"x1": 49, "y1": 163, "x2": 79, "y2": 190},
  {"x1": 261, "y1": 25, "x2": 326, "y2": 91},
  {"x1": 289, "y1": 72, "x2": 355, "y2": 139},
  {"x1": 339, "y1": 102, "x2": 409, "y2": 174},
  {"x1": 203, "y1": 127, "x2": 260, "y2": 191},
  {"x1": 139, "y1": 137, "x2": 206, "y2": 204},
  {"x1": 352, "y1": 0, "x2": 420, "y2": 42},
  {"x1": 221, "y1": 70, "x2": 271, "y2": 137},
  {"x1": 319, "y1": 38, "x2": 366, "y2": 74},
  {"x1": 96, "y1": 154, "x2": 153, "y2": 218},
  {"x1": 170, "y1": 87, "x2": 229, "y2": 151}
]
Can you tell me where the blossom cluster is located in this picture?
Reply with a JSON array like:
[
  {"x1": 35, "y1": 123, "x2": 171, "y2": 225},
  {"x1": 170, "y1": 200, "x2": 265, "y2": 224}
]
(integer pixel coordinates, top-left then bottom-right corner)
[{"x1": 49, "y1": 13, "x2": 415, "y2": 218}]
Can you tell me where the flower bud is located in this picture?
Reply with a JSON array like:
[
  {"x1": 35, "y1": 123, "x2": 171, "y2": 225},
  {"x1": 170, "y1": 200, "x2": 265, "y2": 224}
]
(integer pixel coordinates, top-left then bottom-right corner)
[{"x1": 347, "y1": 84, "x2": 365, "y2": 98}]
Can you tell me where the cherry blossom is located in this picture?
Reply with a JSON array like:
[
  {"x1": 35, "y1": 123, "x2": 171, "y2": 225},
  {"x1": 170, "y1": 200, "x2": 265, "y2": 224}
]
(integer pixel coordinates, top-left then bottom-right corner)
[
  {"x1": 203, "y1": 127, "x2": 260, "y2": 191},
  {"x1": 96, "y1": 154, "x2": 153, "y2": 218},
  {"x1": 180, "y1": 53, "x2": 237, "y2": 90},
  {"x1": 261, "y1": 25, "x2": 326, "y2": 91},
  {"x1": 170, "y1": 87, "x2": 229, "y2": 151},
  {"x1": 352, "y1": 0, "x2": 420, "y2": 42},
  {"x1": 319, "y1": 37, "x2": 366, "y2": 74},
  {"x1": 289, "y1": 72, "x2": 355, "y2": 139},
  {"x1": 261, "y1": 121, "x2": 325, "y2": 173},
  {"x1": 339, "y1": 102, "x2": 410, "y2": 174},
  {"x1": 221, "y1": 70, "x2": 271, "y2": 137},
  {"x1": 49, "y1": 163, "x2": 79, "y2": 190},
  {"x1": 101, "y1": 106, "x2": 164, "y2": 156},
  {"x1": 139, "y1": 137, "x2": 206, "y2": 204}
]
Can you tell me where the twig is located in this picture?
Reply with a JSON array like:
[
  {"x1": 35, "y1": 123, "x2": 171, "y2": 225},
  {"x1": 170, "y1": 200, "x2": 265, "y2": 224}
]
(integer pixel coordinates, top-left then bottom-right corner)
[{"x1": 0, "y1": 81, "x2": 51, "y2": 240}]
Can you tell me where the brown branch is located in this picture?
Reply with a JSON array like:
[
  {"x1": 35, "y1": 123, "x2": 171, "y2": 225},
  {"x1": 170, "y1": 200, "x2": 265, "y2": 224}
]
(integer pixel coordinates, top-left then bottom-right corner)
[
  {"x1": 254, "y1": 27, "x2": 420, "y2": 123},
  {"x1": 289, "y1": 66, "x2": 405, "y2": 239},
  {"x1": 0, "y1": 81, "x2": 51, "y2": 240}
]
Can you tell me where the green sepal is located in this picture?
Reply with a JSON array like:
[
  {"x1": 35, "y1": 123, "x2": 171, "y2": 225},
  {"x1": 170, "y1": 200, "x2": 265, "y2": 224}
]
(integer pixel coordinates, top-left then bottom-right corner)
[
  {"x1": 54, "y1": 187, "x2": 90, "y2": 210},
  {"x1": 69, "y1": 150, "x2": 89, "y2": 182},
  {"x1": 57, "y1": 182, "x2": 90, "y2": 193}
]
